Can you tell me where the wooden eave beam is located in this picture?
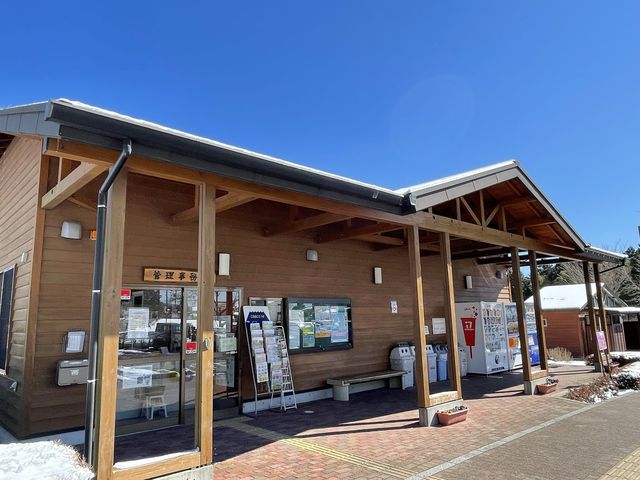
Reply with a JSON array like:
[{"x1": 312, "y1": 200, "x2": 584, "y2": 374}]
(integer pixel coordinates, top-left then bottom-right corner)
[
  {"x1": 316, "y1": 223, "x2": 401, "y2": 243},
  {"x1": 43, "y1": 138, "x2": 411, "y2": 226},
  {"x1": 417, "y1": 212, "x2": 582, "y2": 259},
  {"x1": 45, "y1": 139, "x2": 590, "y2": 260},
  {"x1": 264, "y1": 212, "x2": 348, "y2": 236},
  {"x1": 419, "y1": 242, "x2": 440, "y2": 252},
  {"x1": 68, "y1": 194, "x2": 98, "y2": 212},
  {"x1": 501, "y1": 195, "x2": 536, "y2": 209},
  {"x1": 41, "y1": 162, "x2": 107, "y2": 209},
  {"x1": 356, "y1": 234, "x2": 405, "y2": 246},
  {"x1": 216, "y1": 192, "x2": 255, "y2": 212},
  {"x1": 508, "y1": 216, "x2": 555, "y2": 229},
  {"x1": 169, "y1": 192, "x2": 255, "y2": 225},
  {"x1": 459, "y1": 196, "x2": 481, "y2": 225}
]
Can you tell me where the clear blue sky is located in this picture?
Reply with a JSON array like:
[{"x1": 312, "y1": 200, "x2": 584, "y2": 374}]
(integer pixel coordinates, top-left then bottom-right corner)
[{"x1": 3, "y1": 2, "x2": 639, "y2": 249}]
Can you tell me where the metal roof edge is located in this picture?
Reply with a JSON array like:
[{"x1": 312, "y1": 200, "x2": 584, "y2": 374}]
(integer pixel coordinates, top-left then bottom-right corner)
[
  {"x1": 40, "y1": 100, "x2": 411, "y2": 215},
  {"x1": 395, "y1": 160, "x2": 519, "y2": 195}
]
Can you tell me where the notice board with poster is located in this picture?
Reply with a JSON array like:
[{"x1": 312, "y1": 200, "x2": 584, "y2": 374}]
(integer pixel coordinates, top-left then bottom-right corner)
[{"x1": 285, "y1": 298, "x2": 353, "y2": 353}]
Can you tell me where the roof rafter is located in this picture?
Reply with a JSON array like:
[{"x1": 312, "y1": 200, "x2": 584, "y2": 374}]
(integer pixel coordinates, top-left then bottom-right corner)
[{"x1": 41, "y1": 162, "x2": 107, "y2": 209}]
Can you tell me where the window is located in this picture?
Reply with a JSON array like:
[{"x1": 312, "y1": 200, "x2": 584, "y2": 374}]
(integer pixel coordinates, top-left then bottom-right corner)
[{"x1": 0, "y1": 266, "x2": 16, "y2": 372}]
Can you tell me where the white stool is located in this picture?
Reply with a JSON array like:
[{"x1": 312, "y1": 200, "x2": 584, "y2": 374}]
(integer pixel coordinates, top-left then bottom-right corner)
[{"x1": 144, "y1": 395, "x2": 168, "y2": 420}]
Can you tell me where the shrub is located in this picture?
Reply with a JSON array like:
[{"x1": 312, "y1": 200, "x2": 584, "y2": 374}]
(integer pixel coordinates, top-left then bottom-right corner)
[
  {"x1": 548, "y1": 347, "x2": 573, "y2": 362},
  {"x1": 613, "y1": 371, "x2": 640, "y2": 390},
  {"x1": 566, "y1": 376, "x2": 618, "y2": 403}
]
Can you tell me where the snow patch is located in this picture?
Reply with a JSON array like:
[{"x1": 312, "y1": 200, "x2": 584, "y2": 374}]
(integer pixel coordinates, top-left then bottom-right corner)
[
  {"x1": 548, "y1": 360, "x2": 587, "y2": 367},
  {"x1": 0, "y1": 441, "x2": 93, "y2": 480},
  {"x1": 610, "y1": 351, "x2": 640, "y2": 362}
]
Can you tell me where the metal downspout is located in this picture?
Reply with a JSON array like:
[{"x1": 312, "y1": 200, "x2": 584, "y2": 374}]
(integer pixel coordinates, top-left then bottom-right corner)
[{"x1": 84, "y1": 139, "x2": 132, "y2": 466}]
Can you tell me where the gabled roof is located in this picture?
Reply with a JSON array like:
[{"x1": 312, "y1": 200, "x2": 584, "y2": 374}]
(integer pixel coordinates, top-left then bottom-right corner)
[
  {"x1": 398, "y1": 160, "x2": 585, "y2": 249},
  {"x1": 525, "y1": 283, "x2": 623, "y2": 310}
]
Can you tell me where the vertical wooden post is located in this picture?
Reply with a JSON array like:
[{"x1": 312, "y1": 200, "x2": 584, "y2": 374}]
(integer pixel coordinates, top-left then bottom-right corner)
[
  {"x1": 94, "y1": 170, "x2": 128, "y2": 479},
  {"x1": 582, "y1": 262, "x2": 603, "y2": 370},
  {"x1": 528, "y1": 251, "x2": 548, "y2": 371},
  {"x1": 593, "y1": 264, "x2": 613, "y2": 354},
  {"x1": 408, "y1": 225, "x2": 430, "y2": 409},
  {"x1": 440, "y1": 232, "x2": 462, "y2": 399},
  {"x1": 197, "y1": 184, "x2": 216, "y2": 465},
  {"x1": 511, "y1": 247, "x2": 532, "y2": 382}
]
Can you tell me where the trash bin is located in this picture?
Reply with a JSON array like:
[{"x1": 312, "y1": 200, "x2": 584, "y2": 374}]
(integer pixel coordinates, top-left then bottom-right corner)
[
  {"x1": 390, "y1": 343, "x2": 414, "y2": 389},
  {"x1": 437, "y1": 352, "x2": 448, "y2": 381},
  {"x1": 426, "y1": 345, "x2": 438, "y2": 383},
  {"x1": 409, "y1": 345, "x2": 416, "y2": 385},
  {"x1": 458, "y1": 345, "x2": 468, "y2": 377}
]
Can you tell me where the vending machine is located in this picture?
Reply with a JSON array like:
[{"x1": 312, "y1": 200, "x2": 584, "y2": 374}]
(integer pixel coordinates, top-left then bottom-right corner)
[
  {"x1": 526, "y1": 303, "x2": 540, "y2": 366},
  {"x1": 455, "y1": 302, "x2": 509, "y2": 374},
  {"x1": 504, "y1": 303, "x2": 522, "y2": 370},
  {"x1": 504, "y1": 303, "x2": 540, "y2": 369}
]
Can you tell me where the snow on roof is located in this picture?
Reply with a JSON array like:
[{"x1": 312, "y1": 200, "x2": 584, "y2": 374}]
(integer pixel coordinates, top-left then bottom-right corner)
[
  {"x1": 606, "y1": 307, "x2": 640, "y2": 314},
  {"x1": 584, "y1": 245, "x2": 627, "y2": 261},
  {"x1": 525, "y1": 283, "x2": 599, "y2": 310},
  {"x1": 394, "y1": 160, "x2": 518, "y2": 195},
  {"x1": 53, "y1": 99, "x2": 404, "y2": 198}
]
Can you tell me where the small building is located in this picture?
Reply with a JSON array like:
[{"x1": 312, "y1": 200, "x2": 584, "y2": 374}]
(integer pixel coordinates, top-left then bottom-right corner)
[
  {"x1": 0, "y1": 99, "x2": 626, "y2": 479},
  {"x1": 525, "y1": 283, "x2": 640, "y2": 357}
]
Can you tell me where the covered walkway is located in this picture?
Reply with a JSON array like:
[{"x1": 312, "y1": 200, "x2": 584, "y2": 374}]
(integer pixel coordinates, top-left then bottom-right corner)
[{"x1": 111, "y1": 364, "x2": 601, "y2": 477}]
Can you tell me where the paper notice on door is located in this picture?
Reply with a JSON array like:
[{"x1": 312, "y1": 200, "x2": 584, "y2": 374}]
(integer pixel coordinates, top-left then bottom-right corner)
[
  {"x1": 121, "y1": 365, "x2": 153, "y2": 390},
  {"x1": 126, "y1": 308, "x2": 150, "y2": 339}
]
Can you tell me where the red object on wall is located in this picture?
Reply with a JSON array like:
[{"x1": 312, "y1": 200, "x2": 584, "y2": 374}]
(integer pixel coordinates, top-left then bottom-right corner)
[
  {"x1": 120, "y1": 289, "x2": 131, "y2": 300},
  {"x1": 185, "y1": 341, "x2": 197, "y2": 354},
  {"x1": 461, "y1": 317, "x2": 476, "y2": 358}
]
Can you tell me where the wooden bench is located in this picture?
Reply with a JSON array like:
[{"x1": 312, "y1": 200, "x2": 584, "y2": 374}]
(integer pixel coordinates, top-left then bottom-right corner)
[{"x1": 327, "y1": 369, "x2": 407, "y2": 401}]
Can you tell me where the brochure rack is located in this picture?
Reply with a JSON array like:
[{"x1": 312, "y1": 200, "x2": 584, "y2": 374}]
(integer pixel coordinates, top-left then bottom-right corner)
[
  {"x1": 269, "y1": 326, "x2": 297, "y2": 412},
  {"x1": 243, "y1": 306, "x2": 297, "y2": 415}
]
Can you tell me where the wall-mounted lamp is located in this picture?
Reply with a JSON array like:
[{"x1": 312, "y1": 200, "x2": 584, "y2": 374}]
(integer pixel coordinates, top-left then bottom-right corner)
[
  {"x1": 61, "y1": 220, "x2": 82, "y2": 240},
  {"x1": 464, "y1": 275, "x2": 473, "y2": 289},
  {"x1": 306, "y1": 249, "x2": 318, "y2": 262},
  {"x1": 218, "y1": 253, "x2": 231, "y2": 276},
  {"x1": 373, "y1": 267, "x2": 383, "y2": 284}
]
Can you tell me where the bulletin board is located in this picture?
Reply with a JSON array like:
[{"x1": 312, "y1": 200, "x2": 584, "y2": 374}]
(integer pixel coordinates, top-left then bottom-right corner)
[{"x1": 285, "y1": 298, "x2": 353, "y2": 353}]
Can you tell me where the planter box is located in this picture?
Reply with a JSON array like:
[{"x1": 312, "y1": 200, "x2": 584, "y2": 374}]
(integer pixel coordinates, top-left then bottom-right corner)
[
  {"x1": 537, "y1": 383, "x2": 558, "y2": 395},
  {"x1": 437, "y1": 408, "x2": 468, "y2": 426}
]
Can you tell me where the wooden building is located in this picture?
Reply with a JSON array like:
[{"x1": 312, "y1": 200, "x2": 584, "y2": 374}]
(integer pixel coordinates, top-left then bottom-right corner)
[
  {"x1": 526, "y1": 283, "x2": 640, "y2": 356},
  {"x1": 0, "y1": 100, "x2": 626, "y2": 479}
]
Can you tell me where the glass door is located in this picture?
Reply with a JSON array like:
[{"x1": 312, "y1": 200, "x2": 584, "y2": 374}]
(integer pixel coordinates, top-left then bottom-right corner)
[
  {"x1": 117, "y1": 288, "x2": 186, "y2": 436},
  {"x1": 213, "y1": 288, "x2": 242, "y2": 417},
  {"x1": 116, "y1": 286, "x2": 243, "y2": 436}
]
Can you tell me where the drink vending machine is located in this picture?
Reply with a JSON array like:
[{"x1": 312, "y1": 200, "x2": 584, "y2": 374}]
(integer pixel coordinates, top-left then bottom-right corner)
[
  {"x1": 455, "y1": 302, "x2": 509, "y2": 374},
  {"x1": 504, "y1": 303, "x2": 540, "y2": 370}
]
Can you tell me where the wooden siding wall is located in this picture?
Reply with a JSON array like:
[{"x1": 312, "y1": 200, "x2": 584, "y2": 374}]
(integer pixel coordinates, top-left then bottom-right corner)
[
  {"x1": 542, "y1": 310, "x2": 586, "y2": 358},
  {"x1": 0, "y1": 137, "x2": 42, "y2": 436},
  {"x1": 24, "y1": 174, "x2": 509, "y2": 436}
]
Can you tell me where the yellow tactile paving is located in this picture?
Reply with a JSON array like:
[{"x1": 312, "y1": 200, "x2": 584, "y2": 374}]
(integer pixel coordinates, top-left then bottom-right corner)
[
  {"x1": 220, "y1": 416, "x2": 418, "y2": 478},
  {"x1": 600, "y1": 447, "x2": 640, "y2": 479}
]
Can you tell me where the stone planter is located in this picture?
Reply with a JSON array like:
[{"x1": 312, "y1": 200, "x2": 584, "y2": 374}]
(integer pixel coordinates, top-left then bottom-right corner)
[
  {"x1": 537, "y1": 383, "x2": 558, "y2": 395},
  {"x1": 437, "y1": 408, "x2": 468, "y2": 426}
]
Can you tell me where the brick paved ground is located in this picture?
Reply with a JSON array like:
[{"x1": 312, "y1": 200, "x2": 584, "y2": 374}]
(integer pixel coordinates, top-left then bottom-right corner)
[
  {"x1": 113, "y1": 364, "x2": 639, "y2": 479},
  {"x1": 212, "y1": 364, "x2": 611, "y2": 479}
]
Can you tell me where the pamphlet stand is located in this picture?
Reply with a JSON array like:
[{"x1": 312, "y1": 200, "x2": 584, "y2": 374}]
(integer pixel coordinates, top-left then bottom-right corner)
[
  {"x1": 269, "y1": 326, "x2": 297, "y2": 412},
  {"x1": 243, "y1": 306, "x2": 297, "y2": 415}
]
